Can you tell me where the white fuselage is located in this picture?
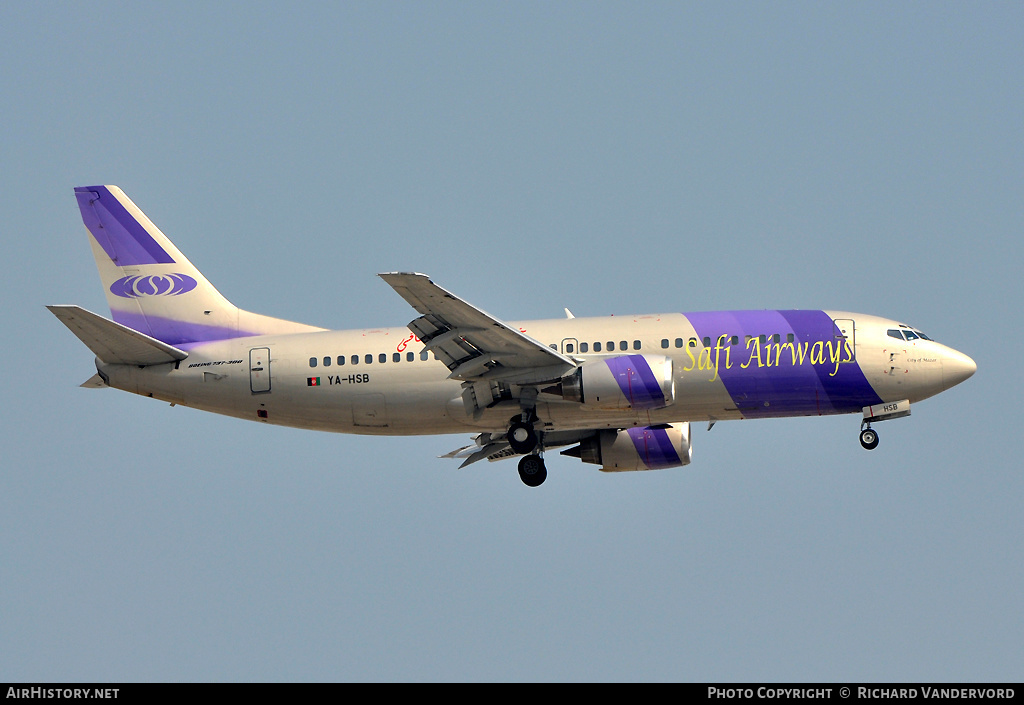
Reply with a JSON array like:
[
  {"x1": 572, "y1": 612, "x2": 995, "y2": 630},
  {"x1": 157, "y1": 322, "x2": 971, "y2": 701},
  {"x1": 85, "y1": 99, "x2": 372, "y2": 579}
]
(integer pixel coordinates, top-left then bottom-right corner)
[{"x1": 96, "y1": 310, "x2": 975, "y2": 438}]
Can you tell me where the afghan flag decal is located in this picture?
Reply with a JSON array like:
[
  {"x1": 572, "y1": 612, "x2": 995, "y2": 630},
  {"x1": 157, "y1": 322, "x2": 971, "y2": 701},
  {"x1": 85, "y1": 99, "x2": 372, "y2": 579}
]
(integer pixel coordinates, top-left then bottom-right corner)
[{"x1": 307, "y1": 377, "x2": 321, "y2": 386}]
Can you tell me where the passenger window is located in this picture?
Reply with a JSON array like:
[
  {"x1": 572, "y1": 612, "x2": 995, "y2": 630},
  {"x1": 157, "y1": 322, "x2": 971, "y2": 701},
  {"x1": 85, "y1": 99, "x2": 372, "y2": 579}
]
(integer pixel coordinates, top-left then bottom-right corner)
[
  {"x1": 566, "y1": 343, "x2": 574, "y2": 353},
  {"x1": 594, "y1": 342, "x2": 602, "y2": 352},
  {"x1": 661, "y1": 339, "x2": 669, "y2": 349},
  {"x1": 633, "y1": 340, "x2": 641, "y2": 350},
  {"x1": 702, "y1": 337, "x2": 711, "y2": 347},
  {"x1": 580, "y1": 342, "x2": 588, "y2": 353},
  {"x1": 351, "y1": 355, "x2": 359, "y2": 365},
  {"x1": 420, "y1": 351, "x2": 429, "y2": 361},
  {"x1": 689, "y1": 338, "x2": 697, "y2": 348},
  {"x1": 549, "y1": 344, "x2": 557, "y2": 350},
  {"x1": 607, "y1": 342, "x2": 615, "y2": 351},
  {"x1": 323, "y1": 356, "x2": 331, "y2": 367},
  {"x1": 759, "y1": 335, "x2": 766, "y2": 345},
  {"x1": 309, "y1": 357, "x2": 317, "y2": 368},
  {"x1": 393, "y1": 352, "x2": 401, "y2": 363},
  {"x1": 407, "y1": 352, "x2": 415, "y2": 362},
  {"x1": 772, "y1": 334, "x2": 780, "y2": 344},
  {"x1": 338, "y1": 356, "x2": 345, "y2": 366},
  {"x1": 379, "y1": 353, "x2": 387, "y2": 363},
  {"x1": 365, "y1": 354, "x2": 372, "y2": 364},
  {"x1": 675, "y1": 338, "x2": 683, "y2": 348},
  {"x1": 787, "y1": 333, "x2": 795, "y2": 343},
  {"x1": 730, "y1": 336, "x2": 739, "y2": 346},
  {"x1": 620, "y1": 341, "x2": 627, "y2": 351}
]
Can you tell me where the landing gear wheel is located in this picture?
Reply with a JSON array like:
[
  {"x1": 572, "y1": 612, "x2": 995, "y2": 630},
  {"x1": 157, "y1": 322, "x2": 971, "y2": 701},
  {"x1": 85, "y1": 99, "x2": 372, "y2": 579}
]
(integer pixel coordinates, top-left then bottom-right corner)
[
  {"x1": 518, "y1": 455, "x2": 547, "y2": 487},
  {"x1": 507, "y1": 420, "x2": 538, "y2": 454},
  {"x1": 860, "y1": 427, "x2": 879, "y2": 450}
]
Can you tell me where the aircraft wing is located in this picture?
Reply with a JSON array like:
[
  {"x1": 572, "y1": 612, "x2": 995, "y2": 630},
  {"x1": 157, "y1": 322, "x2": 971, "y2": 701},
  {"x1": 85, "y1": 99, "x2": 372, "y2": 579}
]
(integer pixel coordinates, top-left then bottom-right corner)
[{"x1": 379, "y1": 272, "x2": 576, "y2": 385}]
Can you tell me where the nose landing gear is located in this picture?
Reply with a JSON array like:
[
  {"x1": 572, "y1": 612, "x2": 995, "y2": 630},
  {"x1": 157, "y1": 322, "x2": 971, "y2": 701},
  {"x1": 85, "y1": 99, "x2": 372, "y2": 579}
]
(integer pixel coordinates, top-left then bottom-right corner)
[{"x1": 859, "y1": 423, "x2": 879, "y2": 450}]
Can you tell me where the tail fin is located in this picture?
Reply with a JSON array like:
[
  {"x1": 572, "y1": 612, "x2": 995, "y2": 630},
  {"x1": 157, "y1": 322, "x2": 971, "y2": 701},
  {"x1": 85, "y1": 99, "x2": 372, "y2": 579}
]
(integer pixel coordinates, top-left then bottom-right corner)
[{"x1": 74, "y1": 186, "x2": 323, "y2": 346}]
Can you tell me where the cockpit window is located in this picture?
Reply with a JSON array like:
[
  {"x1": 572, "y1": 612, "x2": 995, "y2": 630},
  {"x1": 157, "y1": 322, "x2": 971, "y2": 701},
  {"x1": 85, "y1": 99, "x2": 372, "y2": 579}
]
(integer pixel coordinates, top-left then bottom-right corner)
[{"x1": 891, "y1": 326, "x2": 933, "y2": 341}]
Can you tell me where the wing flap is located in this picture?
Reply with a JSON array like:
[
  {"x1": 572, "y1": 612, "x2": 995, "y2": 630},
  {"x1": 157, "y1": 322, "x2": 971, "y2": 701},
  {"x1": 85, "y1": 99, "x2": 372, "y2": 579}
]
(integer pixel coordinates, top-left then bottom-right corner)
[
  {"x1": 47, "y1": 305, "x2": 188, "y2": 366},
  {"x1": 379, "y1": 272, "x2": 576, "y2": 385}
]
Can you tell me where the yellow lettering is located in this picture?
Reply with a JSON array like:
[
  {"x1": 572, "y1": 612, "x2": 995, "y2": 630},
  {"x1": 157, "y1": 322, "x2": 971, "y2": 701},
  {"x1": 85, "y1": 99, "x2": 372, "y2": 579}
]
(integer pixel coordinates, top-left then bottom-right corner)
[
  {"x1": 811, "y1": 341, "x2": 825, "y2": 365},
  {"x1": 827, "y1": 341, "x2": 842, "y2": 376},
  {"x1": 684, "y1": 344, "x2": 696, "y2": 372},
  {"x1": 741, "y1": 336, "x2": 763, "y2": 369},
  {"x1": 697, "y1": 346, "x2": 712, "y2": 371},
  {"x1": 789, "y1": 341, "x2": 809, "y2": 366},
  {"x1": 707, "y1": 336, "x2": 730, "y2": 382}
]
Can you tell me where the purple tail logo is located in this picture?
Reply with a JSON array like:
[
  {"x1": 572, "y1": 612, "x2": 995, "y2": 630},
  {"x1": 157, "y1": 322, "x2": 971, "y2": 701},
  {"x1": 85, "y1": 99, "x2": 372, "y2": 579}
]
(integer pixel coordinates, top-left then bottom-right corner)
[{"x1": 110, "y1": 273, "x2": 198, "y2": 298}]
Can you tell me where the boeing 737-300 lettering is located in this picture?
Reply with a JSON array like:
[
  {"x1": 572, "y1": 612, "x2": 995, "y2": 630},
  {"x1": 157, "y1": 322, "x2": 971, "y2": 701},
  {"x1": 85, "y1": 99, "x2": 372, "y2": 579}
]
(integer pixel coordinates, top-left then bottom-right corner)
[{"x1": 49, "y1": 186, "x2": 977, "y2": 486}]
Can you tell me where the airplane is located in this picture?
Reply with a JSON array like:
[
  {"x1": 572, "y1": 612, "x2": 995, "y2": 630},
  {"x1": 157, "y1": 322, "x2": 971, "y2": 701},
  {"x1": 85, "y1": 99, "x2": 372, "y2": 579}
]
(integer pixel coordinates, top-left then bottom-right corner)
[{"x1": 49, "y1": 185, "x2": 977, "y2": 487}]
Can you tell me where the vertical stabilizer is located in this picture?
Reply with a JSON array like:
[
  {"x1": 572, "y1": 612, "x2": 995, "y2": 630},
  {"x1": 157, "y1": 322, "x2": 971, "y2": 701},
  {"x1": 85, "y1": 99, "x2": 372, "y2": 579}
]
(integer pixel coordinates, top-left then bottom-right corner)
[{"x1": 74, "y1": 186, "x2": 323, "y2": 346}]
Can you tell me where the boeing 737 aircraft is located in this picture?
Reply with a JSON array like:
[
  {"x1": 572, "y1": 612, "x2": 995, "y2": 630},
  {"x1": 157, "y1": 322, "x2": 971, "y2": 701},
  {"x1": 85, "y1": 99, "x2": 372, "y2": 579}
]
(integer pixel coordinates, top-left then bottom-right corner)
[{"x1": 50, "y1": 186, "x2": 976, "y2": 486}]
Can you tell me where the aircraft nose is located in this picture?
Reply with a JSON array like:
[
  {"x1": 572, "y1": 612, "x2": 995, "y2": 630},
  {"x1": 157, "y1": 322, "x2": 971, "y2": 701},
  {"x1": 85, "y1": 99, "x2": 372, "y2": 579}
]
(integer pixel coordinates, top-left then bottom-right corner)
[{"x1": 942, "y1": 348, "x2": 977, "y2": 389}]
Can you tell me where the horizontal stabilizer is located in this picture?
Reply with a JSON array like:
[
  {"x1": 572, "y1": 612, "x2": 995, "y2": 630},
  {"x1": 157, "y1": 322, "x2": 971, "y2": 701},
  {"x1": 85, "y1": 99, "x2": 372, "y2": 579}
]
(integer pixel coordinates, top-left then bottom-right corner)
[
  {"x1": 80, "y1": 373, "x2": 108, "y2": 388},
  {"x1": 47, "y1": 305, "x2": 188, "y2": 366}
]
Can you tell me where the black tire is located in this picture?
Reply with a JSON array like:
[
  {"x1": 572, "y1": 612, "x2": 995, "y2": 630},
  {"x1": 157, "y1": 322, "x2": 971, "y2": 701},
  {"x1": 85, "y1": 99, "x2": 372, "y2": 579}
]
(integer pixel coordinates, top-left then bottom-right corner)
[
  {"x1": 518, "y1": 455, "x2": 547, "y2": 487},
  {"x1": 860, "y1": 428, "x2": 879, "y2": 450},
  {"x1": 507, "y1": 420, "x2": 538, "y2": 454}
]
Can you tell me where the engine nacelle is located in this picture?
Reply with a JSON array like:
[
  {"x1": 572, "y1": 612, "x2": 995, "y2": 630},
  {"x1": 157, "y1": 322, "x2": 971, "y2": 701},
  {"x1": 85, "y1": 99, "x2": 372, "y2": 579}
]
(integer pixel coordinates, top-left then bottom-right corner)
[
  {"x1": 552, "y1": 354, "x2": 675, "y2": 410},
  {"x1": 566, "y1": 422, "x2": 693, "y2": 472}
]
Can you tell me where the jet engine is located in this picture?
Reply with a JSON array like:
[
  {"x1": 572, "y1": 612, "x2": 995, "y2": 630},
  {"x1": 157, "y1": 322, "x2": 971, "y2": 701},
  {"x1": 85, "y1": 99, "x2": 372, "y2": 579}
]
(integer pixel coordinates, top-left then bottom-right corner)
[
  {"x1": 547, "y1": 354, "x2": 675, "y2": 410},
  {"x1": 562, "y1": 422, "x2": 693, "y2": 472}
]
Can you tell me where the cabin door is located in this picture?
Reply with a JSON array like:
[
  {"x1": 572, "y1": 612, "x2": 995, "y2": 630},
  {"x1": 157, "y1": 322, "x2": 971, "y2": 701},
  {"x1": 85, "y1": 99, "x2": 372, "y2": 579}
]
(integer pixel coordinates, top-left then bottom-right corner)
[
  {"x1": 250, "y1": 347, "x2": 272, "y2": 393},
  {"x1": 833, "y1": 319, "x2": 856, "y2": 361}
]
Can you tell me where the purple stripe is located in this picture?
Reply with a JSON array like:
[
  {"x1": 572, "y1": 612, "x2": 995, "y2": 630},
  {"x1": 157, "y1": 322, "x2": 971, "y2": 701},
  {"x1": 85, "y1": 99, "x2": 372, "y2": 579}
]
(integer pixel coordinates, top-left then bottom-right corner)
[
  {"x1": 685, "y1": 310, "x2": 882, "y2": 418},
  {"x1": 111, "y1": 310, "x2": 257, "y2": 346},
  {"x1": 777, "y1": 310, "x2": 882, "y2": 412},
  {"x1": 626, "y1": 427, "x2": 681, "y2": 469},
  {"x1": 604, "y1": 355, "x2": 665, "y2": 409},
  {"x1": 75, "y1": 186, "x2": 175, "y2": 266}
]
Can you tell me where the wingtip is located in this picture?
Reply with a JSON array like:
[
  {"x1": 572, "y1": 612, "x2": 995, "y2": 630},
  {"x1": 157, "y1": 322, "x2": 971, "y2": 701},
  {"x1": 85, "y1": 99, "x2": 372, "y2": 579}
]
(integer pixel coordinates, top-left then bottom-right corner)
[{"x1": 378, "y1": 271, "x2": 431, "y2": 279}]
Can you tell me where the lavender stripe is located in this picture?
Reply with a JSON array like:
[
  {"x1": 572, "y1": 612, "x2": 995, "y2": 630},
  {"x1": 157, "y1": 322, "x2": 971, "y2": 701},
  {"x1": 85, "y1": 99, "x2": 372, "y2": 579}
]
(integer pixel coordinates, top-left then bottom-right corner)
[
  {"x1": 685, "y1": 310, "x2": 882, "y2": 418},
  {"x1": 604, "y1": 355, "x2": 665, "y2": 409},
  {"x1": 75, "y1": 186, "x2": 175, "y2": 266},
  {"x1": 778, "y1": 310, "x2": 882, "y2": 412},
  {"x1": 111, "y1": 310, "x2": 258, "y2": 346},
  {"x1": 626, "y1": 427, "x2": 681, "y2": 469}
]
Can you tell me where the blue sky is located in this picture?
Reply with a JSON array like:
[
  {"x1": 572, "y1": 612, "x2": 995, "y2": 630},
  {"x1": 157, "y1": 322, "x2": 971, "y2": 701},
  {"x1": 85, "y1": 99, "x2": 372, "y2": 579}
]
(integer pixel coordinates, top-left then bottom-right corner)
[{"x1": 2, "y1": 2, "x2": 1021, "y2": 681}]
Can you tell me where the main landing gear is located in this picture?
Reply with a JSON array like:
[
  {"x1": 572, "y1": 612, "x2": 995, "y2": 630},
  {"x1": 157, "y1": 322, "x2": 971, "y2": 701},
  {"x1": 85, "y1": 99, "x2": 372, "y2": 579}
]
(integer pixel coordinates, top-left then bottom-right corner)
[
  {"x1": 508, "y1": 403, "x2": 546, "y2": 486},
  {"x1": 518, "y1": 454, "x2": 547, "y2": 487},
  {"x1": 507, "y1": 419, "x2": 538, "y2": 454},
  {"x1": 507, "y1": 393, "x2": 539, "y2": 454},
  {"x1": 859, "y1": 423, "x2": 879, "y2": 450}
]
